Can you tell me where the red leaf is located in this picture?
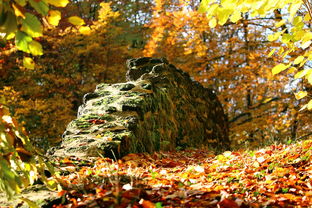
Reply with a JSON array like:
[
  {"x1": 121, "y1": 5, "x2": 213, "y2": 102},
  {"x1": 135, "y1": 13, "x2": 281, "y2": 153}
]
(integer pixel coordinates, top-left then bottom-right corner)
[
  {"x1": 218, "y1": 198, "x2": 240, "y2": 208},
  {"x1": 88, "y1": 119, "x2": 107, "y2": 124}
]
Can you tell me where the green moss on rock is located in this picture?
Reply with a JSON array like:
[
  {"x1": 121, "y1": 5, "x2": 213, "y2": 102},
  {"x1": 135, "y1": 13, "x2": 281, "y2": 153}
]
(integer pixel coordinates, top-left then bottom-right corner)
[{"x1": 52, "y1": 57, "x2": 230, "y2": 158}]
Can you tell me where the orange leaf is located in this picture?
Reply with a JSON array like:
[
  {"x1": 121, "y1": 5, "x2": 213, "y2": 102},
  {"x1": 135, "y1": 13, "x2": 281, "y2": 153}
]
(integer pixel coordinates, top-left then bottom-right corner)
[
  {"x1": 139, "y1": 199, "x2": 156, "y2": 208},
  {"x1": 62, "y1": 158, "x2": 73, "y2": 164},
  {"x1": 57, "y1": 189, "x2": 67, "y2": 197}
]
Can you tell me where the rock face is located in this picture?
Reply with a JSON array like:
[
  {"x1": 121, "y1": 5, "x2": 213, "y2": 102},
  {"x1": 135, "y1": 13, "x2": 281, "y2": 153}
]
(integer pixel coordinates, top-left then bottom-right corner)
[{"x1": 53, "y1": 57, "x2": 230, "y2": 158}]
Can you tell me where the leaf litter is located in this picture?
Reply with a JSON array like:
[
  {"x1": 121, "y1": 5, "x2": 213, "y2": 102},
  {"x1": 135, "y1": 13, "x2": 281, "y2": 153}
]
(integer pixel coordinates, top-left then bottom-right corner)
[{"x1": 52, "y1": 139, "x2": 312, "y2": 207}]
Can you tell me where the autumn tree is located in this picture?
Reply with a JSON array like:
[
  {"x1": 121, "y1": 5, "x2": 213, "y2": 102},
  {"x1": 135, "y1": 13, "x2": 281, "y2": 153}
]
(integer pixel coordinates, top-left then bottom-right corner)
[
  {"x1": 144, "y1": 0, "x2": 311, "y2": 147},
  {"x1": 0, "y1": 0, "x2": 160, "y2": 146}
]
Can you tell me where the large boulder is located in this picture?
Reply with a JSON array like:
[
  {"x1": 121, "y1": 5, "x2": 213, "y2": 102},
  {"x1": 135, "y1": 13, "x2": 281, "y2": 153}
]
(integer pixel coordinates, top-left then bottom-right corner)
[{"x1": 53, "y1": 57, "x2": 230, "y2": 158}]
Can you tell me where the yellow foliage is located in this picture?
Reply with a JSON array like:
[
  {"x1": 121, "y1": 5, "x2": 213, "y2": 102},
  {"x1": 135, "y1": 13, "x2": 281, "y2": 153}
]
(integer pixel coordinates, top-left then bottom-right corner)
[{"x1": 47, "y1": 10, "x2": 62, "y2": 26}]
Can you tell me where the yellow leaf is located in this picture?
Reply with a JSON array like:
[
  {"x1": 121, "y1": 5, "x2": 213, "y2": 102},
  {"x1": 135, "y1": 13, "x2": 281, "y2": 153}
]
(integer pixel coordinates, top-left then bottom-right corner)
[
  {"x1": 301, "y1": 40, "x2": 311, "y2": 49},
  {"x1": 217, "y1": 7, "x2": 232, "y2": 25},
  {"x1": 198, "y1": 0, "x2": 209, "y2": 13},
  {"x1": 23, "y1": 57, "x2": 35, "y2": 69},
  {"x1": 68, "y1": 16, "x2": 85, "y2": 26},
  {"x1": 206, "y1": 4, "x2": 219, "y2": 18},
  {"x1": 47, "y1": 0, "x2": 69, "y2": 7},
  {"x1": 268, "y1": 32, "x2": 281, "y2": 42},
  {"x1": 28, "y1": 40, "x2": 43, "y2": 56},
  {"x1": 230, "y1": 10, "x2": 241, "y2": 23},
  {"x1": 278, "y1": 47, "x2": 284, "y2": 55},
  {"x1": 293, "y1": 16, "x2": 303, "y2": 26},
  {"x1": 295, "y1": 68, "x2": 310, "y2": 79},
  {"x1": 287, "y1": 67, "x2": 296, "y2": 74},
  {"x1": 294, "y1": 30, "x2": 305, "y2": 41},
  {"x1": 253, "y1": 161, "x2": 260, "y2": 168},
  {"x1": 46, "y1": 179, "x2": 58, "y2": 189},
  {"x1": 209, "y1": 17, "x2": 217, "y2": 28},
  {"x1": 293, "y1": 56, "x2": 305, "y2": 65},
  {"x1": 304, "y1": 13, "x2": 311, "y2": 21},
  {"x1": 79, "y1": 26, "x2": 91, "y2": 35},
  {"x1": 289, "y1": 2, "x2": 302, "y2": 22},
  {"x1": 302, "y1": 32, "x2": 312, "y2": 42},
  {"x1": 12, "y1": 3, "x2": 25, "y2": 19},
  {"x1": 294, "y1": 91, "x2": 307, "y2": 100},
  {"x1": 299, "y1": 59, "x2": 307, "y2": 67},
  {"x1": 275, "y1": 19, "x2": 286, "y2": 28},
  {"x1": 299, "y1": 104, "x2": 307, "y2": 111},
  {"x1": 272, "y1": 63, "x2": 289, "y2": 75},
  {"x1": 263, "y1": 98, "x2": 272, "y2": 103},
  {"x1": 308, "y1": 71, "x2": 312, "y2": 84},
  {"x1": 47, "y1": 10, "x2": 61, "y2": 26},
  {"x1": 307, "y1": 99, "x2": 312, "y2": 110},
  {"x1": 268, "y1": 48, "x2": 276, "y2": 57},
  {"x1": 184, "y1": 48, "x2": 192, "y2": 55},
  {"x1": 282, "y1": 49, "x2": 292, "y2": 58}
]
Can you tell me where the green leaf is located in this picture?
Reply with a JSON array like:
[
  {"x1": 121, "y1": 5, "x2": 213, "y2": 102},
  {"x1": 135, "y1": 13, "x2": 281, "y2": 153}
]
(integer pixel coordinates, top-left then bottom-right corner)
[
  {"x1": 29, "y1": 0, "x2": 49, "y2": 16},
  {"x1": 272, "y1": 63, "x2": 289, "y2": 75},
  {"x1": 68, "y1": 16, "x2": 85, "y2": 26},
  {"x1": 155, "y1": 202, "x2": 163, "y2": 208},
  {"x1": 23, "y1": 57, "x2": 35, "y2": 69},
  {"x1": 47, "y1": 10, "x2": 61, "y2": 26},
  {"x1": 20, "y1": 197, "x2": 40, "y2": 208},
  {"x1": 0, "y1": 11, "x2": 17, "y2": 36},
  {"x1": 15, "y1": 0, "x2": 27, "y2": 6},
  {"x1": 28, "y1": 40, "x2": 43, "y2": 55},
  {"x1": 15, "y1": 31, "x2": 32, "y2": 52},
  {"x1": 47, "y1": 0, "x2": 69, "y2": 7},
  {"x1": 21, "y1": 13, "x2": 43, "y2": 37}
]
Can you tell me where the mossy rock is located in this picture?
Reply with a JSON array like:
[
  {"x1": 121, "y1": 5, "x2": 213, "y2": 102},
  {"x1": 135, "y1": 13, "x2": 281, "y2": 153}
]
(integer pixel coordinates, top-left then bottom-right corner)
[{"x1": 52, "y1": 57, "x2": 230, "y2": 158}]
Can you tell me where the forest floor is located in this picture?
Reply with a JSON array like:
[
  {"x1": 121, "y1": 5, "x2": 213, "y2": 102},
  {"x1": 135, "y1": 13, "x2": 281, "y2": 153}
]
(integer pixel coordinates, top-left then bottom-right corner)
[{"x1": 49, "y1": 138, "x2": 312, "y2": 208}]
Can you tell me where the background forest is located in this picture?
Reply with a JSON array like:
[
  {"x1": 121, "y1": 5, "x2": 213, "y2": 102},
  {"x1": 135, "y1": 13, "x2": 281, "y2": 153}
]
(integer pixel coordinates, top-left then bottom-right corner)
[
  {"x1": 1, "y1": 0, "x2": 311, "y2": 149},
  {"x1": 1, "y1": 0, "x2": 312, "y2": 207}
]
